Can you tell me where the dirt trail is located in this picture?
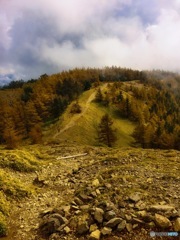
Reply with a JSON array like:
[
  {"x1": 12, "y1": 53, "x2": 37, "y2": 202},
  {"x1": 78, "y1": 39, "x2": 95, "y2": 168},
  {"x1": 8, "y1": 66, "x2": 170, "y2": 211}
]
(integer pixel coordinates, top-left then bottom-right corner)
[
  {"x1": 3, "y1": 147, "x2": 86, "y2": 240},
  {"x1": 54, "y1": 84, "x2": 107, "y2": 138}
]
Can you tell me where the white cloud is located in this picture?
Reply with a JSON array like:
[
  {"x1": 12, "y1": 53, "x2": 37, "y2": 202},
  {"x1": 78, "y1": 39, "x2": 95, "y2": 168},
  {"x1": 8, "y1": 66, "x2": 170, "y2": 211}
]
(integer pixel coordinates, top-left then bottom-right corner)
[{"x1": 1, "y1": 0, "x2": 180, "y2": 81}]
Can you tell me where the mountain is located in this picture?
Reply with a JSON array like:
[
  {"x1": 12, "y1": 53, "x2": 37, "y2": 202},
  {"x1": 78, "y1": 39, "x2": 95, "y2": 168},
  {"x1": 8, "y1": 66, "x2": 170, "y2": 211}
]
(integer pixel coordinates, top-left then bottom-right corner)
[
  {"x1": 0, "y1": 67, "x2": 179, "y2": 150},
  {"x1": 0, "y1": 67, "x2": 179, "y2": 239}
]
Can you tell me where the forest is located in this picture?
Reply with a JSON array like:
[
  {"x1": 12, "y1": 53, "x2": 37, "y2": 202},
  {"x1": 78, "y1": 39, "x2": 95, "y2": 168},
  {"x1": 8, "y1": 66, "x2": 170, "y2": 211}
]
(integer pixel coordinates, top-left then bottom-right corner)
[{"x1": 0, "y1": 67, "x2": 179, "y2": 150}]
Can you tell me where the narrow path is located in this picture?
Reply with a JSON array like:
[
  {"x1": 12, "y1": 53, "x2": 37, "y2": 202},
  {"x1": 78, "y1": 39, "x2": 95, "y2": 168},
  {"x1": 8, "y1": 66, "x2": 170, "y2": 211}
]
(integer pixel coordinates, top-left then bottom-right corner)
[{"x1": 53, "y1": 83, "x2": 107, "y2": 138}]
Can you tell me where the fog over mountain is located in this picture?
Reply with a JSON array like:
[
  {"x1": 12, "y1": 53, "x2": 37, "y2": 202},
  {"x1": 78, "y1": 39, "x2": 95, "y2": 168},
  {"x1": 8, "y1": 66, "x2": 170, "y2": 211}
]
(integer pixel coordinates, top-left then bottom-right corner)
[{"x1": 1, "y1": 0, "x2": 180, "y2": 83}]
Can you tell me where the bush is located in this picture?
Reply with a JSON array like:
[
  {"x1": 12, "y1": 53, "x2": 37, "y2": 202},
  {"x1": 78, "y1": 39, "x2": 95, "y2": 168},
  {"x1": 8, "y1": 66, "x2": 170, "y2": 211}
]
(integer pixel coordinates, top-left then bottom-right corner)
[{"x1": 70, "y1": 102, "x2": 82, "y2": 114}]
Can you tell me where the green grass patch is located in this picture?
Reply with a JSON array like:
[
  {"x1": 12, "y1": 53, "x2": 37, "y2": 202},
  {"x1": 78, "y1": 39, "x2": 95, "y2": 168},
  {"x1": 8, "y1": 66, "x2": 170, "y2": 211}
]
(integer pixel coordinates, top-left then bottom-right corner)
[
  {"x1": 0, "y1": 149, "x2": 40, "y2": 172},
  {"x1": 0, "y1": 169, "x2": 33, "y2": 199},
  {"x1": 52, "y1": 86, "x2": 136, "y2": 147}
]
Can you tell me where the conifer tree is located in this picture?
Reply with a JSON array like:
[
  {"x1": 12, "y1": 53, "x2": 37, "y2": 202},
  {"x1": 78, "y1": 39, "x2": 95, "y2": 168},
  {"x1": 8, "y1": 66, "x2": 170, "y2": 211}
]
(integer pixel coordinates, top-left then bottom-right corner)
[
  {"x1": 97, "y1": 114, "x2": 117, "y2": 147},
  {"x1": 95, "y1": 88, "x2": 103, "y2": 102}
]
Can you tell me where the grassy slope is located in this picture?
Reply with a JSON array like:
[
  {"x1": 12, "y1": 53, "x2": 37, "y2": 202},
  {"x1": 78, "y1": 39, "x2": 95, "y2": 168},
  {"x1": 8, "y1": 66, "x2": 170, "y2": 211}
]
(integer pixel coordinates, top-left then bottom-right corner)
[{"x1": 48, "y1": 85, "x2": 135, "y2": 147}]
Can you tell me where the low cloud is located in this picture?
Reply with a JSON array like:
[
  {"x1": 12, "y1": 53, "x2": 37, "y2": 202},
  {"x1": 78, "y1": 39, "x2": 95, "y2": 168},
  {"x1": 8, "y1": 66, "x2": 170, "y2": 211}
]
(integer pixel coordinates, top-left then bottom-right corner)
[{"x1": 1, "y1": 0, "x2": 180, "y2": 82}]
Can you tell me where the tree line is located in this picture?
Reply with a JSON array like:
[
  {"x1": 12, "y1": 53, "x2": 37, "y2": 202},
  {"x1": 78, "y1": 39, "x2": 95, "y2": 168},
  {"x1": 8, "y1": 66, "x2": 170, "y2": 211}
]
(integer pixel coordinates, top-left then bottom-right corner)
[
  {"x1": 95, "y1": 81, "x2": 179, "y2": 150},
  {"x1": 0, "y1": 67, "x2": 179, "y2": 149}
]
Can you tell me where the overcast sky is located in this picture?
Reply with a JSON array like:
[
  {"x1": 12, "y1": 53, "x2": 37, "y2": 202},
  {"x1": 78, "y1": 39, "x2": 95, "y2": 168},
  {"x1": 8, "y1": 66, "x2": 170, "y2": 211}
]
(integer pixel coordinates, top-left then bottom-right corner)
[{"x1": 1, "y1": 0, "x2": 180, "y2": 82}]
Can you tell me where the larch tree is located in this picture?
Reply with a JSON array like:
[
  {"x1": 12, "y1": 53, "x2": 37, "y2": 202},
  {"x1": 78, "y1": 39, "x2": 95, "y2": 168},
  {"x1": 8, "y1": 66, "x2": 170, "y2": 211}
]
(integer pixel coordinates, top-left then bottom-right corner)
[{"x1": 97, "y1": 114, "x2": 117, "y2": 147}]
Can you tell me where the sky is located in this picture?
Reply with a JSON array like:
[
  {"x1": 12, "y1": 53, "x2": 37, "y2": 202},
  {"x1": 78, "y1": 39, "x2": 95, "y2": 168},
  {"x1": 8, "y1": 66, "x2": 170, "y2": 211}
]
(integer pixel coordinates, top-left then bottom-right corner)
[{"x1": 1, "y1": 0, "x2": 180, "y2": 83}]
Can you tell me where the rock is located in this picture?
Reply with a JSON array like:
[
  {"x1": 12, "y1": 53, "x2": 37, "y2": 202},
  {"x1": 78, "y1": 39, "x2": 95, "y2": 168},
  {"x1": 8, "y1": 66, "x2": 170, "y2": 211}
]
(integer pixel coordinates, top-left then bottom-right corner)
[
  {"x1": 94, "y1": 208, "x2": 104, "y2": 223},
  {"x1": 147, "y1": 222, "x2": 155, "y2": 228},
  {"x1": 105, "y1": 183, "x2": 112, "y2": 189},
  {"x1": 129, "y1": 193, "x2": 141, "y2": 203},
  {"x1": 92, "y1": 179, "x2": 100, "y2": 187},
  {"x1": 105, "y1": 218, "x2": 122, "y2": 228},
  {"x1": 133, "y1": 224, "x2": 138, "y2": 229},
  {"x1": 64, "y1": 226, "x2": 71, "y2": 234},
  {"x1": 96, "y1": 189, "x2": 101, "y2": 195},
  {"x1": 50, "y1": 213, "x2": 68, "y2": 225},
  {"x1": 77, "y1": 221, "x2": 89, "y2": 235},
  {"x1": 125, "y1": 214, "x2": 132, "y2": 221},
  {"x1": 89, "y1": 224, "x2": 98, "y2": 233},
  {"x1": 132, "y1": 218, "x2": 144, "y2": 224},
  {"x1": 174, "y1": 218, "x2": 180, "y2": 231},
  {"x1": 101, "y1": 227, "x2": 112, "y2": 235},
  {"x1": 79, "y1": 193, "x2": 92, "y2": 202},
  {"x1": 62, "y1": 205, "x2": 71, "y2": 216},
  {"x1": 39, "y1": 218, "x2": 61, "y2": 236},
  {"x1": 117, "y1": 220, "x2": 126, "y2": 232},
  {"x1": 104, "y1": 210, "x2": 116, "y2": 221},
  {"x1": 154, "y1": 213, "x2": 172, "y2": 228},
  {"x1": 126, "y1": 223, "x2": 133, "y2": 232},
  {"x1": 137, "y1": 210, "x2": 147, "y2": 218},
  {"x1": 89, "y1": 229, "x2": 101, "y2": 240},
  {"x1": 49, "y1": 233, "x2": 61, "y2": 240},
  {"x1": 135, "y1": 200, "x2": 146, "y2": 210},
  {"x1": 150, "y1": 204, "x2": 175, "y2": 212},
  {"x1": 80, "y1": 205, "x2": 90, "y2": 211},
  {"x1": 74, "y1": 197, "x2": 84, "y2": 206}
]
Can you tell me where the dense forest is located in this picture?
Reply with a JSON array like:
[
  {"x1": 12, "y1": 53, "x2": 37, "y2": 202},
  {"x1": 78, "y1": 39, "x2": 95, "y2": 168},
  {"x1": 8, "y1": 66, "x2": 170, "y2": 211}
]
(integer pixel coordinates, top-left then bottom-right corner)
[{"x1": 0, "y1": 67, "x2": 179, "y2": 150}]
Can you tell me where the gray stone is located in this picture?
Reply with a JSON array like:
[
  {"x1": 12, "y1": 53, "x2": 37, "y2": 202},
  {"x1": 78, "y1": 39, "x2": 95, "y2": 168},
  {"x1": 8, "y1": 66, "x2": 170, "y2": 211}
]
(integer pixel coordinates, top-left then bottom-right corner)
[
  {"x1": 105, "y1": 218, "x2": 122, "y2": 228},
  {"x1": 174, "y1": 218, "x2": 180, "y2": 232},
  {"x1": 79, "y1": 193, "x2": 92, "y2": 202},
  {"x1": 137, "y1": 210, "x2": 147, "y2": 218},
  {"x1": 89, "y1": 224, "x2": 98, "y2": 233},
  {"x1": 135, "y1": 200, "x2": 146, "y2": 210},
  {"x1": 64, "y1": 226, "x2": 71, "y2": 233},
  {"x1": 104, "y1": 210, "x2": 116, "y2": 220},
  {"x1": 50, "y1": 213, "x2": 68, "y2": 225},
  {"x1": 74, "y1": 197, "x2": 84, "y2": 206},
  {"x1": 101, "y1": 227, "x2": 112, "y2": 235},
  {"x1": 105, "y1": 183, "x2": 112, "y2": 189},
  {"x1": 129, "y1": 192, "x2": 141, "y2": 203},
  {"x1": 77, "y1": 221, "x2": 89, "y2": 235},
  {"x1": 132, "y1": 218, "x2": 144, "y2": 224},
  {"x1": 89, "y1": 229, "x2": 101, "y2": 240},
  {"x1": 126, "y1": 223, "x2": 133, "y2": 232},
  {"x1": 92, "y1": 179, "x2": 100, "y2": 187},
  {"x1": 147, "y1": 222, "x2": 156, "y2": 228},
  {"x1": 80, "y1": 205, "x2": 90, "y2": 211},
  {"x1": 40, "y1": 218, "x2": 61, "y2": 236},
  {"x1": 117, "y1": 220, "x2": 126, "y2": 232},
  {"x1": 125, "y1": 214, "x2": 132, "y2": 221},
  {"x1": 150, "y1": 204, "x2": 175, "y2": 212},
  {"x1": 94, "y1": 208, "x2": 104, "y2": 223},
  {"x1": 154, "y1": 213, "x2": 172, "y2": 228}
]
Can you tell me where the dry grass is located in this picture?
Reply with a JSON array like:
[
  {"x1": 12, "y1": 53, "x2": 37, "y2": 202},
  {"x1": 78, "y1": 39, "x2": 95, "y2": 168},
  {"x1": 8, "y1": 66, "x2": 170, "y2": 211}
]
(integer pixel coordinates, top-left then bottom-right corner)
[{"x1": 49, "y1": 85, "x2": 135, "y2": 147}]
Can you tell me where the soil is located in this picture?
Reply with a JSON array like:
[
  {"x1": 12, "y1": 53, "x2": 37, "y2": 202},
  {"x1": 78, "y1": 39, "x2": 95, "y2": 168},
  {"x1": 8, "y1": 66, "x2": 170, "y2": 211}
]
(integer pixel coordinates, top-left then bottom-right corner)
[{"x1": 1, "y1": 145, "x2": 180, "y2": 240}]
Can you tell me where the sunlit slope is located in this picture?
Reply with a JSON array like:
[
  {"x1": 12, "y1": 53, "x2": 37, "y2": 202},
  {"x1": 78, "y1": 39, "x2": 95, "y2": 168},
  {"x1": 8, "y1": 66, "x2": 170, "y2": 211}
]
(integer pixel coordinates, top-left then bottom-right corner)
[{"x1": 48, "y1": 85, "x2": 135, "y2": 147}]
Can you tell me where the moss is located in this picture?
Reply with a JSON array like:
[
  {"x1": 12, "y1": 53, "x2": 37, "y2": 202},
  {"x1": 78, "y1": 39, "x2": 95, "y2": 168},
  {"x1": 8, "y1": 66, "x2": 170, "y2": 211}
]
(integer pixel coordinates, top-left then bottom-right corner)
[
  {"x1": 0, "y1": 149, "x2": 39, "y2": 172},
  {"x1": 0, "y1": 170, "x2": 33, "y2": 199},
  {"x1": 0, "y1": 212, "x2": 7, "y2": 237},
  {"x1": 0, "y1": 192, "x2": 10, "y2": 215}
]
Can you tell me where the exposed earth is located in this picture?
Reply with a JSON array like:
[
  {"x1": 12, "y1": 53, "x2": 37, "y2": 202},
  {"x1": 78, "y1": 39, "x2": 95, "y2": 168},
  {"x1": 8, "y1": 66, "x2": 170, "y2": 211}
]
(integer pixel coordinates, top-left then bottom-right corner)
[{"x1": 1, "y1": 144, "x2": 180, "y2": 240}]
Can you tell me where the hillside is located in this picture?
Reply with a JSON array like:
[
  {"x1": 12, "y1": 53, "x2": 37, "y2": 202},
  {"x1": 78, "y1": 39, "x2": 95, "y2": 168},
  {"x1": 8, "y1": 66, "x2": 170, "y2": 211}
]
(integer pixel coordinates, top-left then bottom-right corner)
[
  {"x1": 0, "y1": 144, "x2": 179, "y2": 240},
  {"x1": 45, "y1": 84, "x2": 135, "y2": 147},
  {"x1": 0, "y1": 67, "x2": 179, "y2": 239},
  {"x1": 0, "y1": 67, "x2": 179, "y2": 150}
]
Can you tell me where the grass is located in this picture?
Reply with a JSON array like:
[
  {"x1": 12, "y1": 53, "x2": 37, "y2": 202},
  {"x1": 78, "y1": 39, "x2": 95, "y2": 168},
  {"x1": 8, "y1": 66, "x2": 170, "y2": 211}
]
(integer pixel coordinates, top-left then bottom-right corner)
[
  {"x1": 0, "y1": 212, "x2": 7, "y2": 237},
  {"x1": 50, "y1": 85, "x2": 136, "y2": 147},
  {"x1": 0, "y1": 169, "x2": 34, "y2": 199},
  {"x1": 0, "y1": 149, "x2": 40, "y2": 172},
  {"x1": 0, "y1": 147, "x2": 43, "y2": 236}
]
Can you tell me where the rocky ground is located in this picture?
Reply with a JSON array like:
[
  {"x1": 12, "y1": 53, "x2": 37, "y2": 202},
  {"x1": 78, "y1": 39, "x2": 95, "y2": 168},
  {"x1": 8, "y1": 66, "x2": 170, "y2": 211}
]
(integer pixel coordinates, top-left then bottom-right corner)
[{"x1": 2, "y1": 144, "x2": 180, "y2": 240}]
